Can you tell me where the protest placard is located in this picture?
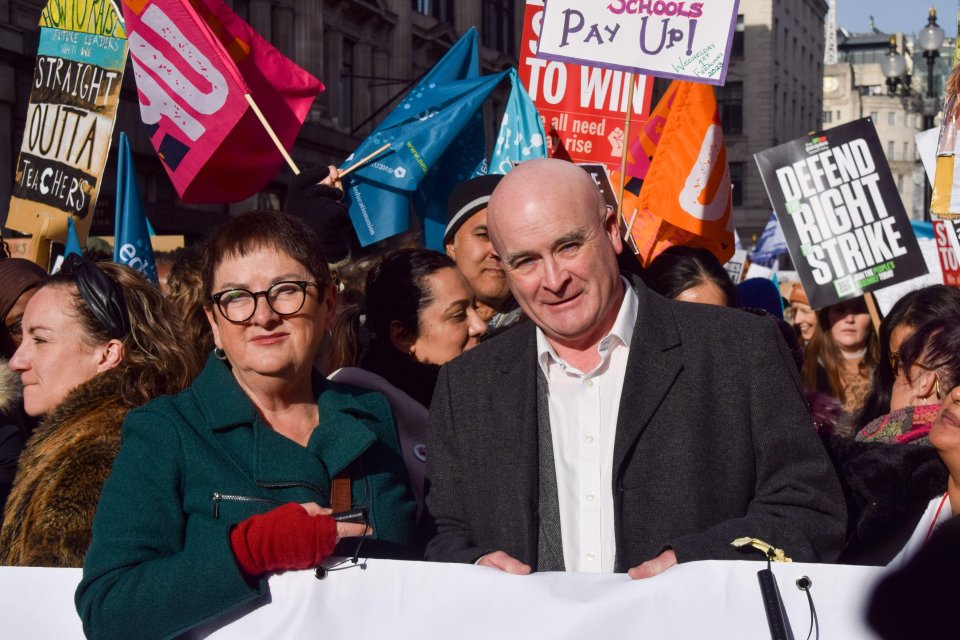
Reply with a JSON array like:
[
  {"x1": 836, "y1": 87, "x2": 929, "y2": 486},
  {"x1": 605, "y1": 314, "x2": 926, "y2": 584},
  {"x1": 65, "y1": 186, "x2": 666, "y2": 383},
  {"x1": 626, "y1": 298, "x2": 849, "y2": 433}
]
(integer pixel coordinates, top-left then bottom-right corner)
[
  {"x1": 724, "y1": 249, "x2": 747, "y2": 284},
  {"x1": 5, "y1": 0, "x2": 127, "y2": 255},
  {"x1": 518, "y1": 0, "x2": 653, "y2": 170},
  {"x1": 934, "y1": 220, "x2": 960, "y2": 286},
  {"x1": 871, "y1": 235, "x2": 944, "y2": 315},
  {"x1": 536, "y1": 0, "x2": 740, "y2": 86},
  {"x1": 755, "y1": 118, "x2": 928, "y2": 309}
]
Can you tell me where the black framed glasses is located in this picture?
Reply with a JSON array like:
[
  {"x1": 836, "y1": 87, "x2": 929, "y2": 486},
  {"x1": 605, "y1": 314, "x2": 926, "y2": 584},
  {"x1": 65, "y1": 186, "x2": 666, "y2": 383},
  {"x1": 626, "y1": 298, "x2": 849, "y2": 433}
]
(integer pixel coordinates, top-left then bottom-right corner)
[{"x1": 210, "y1": 281, "x2": 319, "y2": 324}]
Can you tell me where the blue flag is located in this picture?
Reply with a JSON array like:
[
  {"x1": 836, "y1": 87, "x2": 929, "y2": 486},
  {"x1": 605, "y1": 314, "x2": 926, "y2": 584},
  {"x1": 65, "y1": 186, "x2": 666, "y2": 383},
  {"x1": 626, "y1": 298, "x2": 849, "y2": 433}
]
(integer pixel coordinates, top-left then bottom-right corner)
[
  {"x1": 413, "y1": 108, "x2": 488, "y2": 249},
  {"x1": 345, "y1": 29, "x2": 507, "y2": 246},
  {"x1": 114, "y1": 132, "x2": 158, "y2": 284},
  {"x1": 64, "y1": 217, "x2": 83, "y2": 257},
  {"x1": 749, "y1": 212, "x2": 788, "y2": 267},
  {"x1": 489, "y1": 69, "x2": 548, "y2": 176}
]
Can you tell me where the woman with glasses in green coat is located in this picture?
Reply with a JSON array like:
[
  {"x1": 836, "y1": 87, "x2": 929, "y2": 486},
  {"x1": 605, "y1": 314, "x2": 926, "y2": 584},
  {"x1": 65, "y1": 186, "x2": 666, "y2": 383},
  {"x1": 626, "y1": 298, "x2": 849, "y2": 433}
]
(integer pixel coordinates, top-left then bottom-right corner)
[{"x1": 76, "y1": 211, "x2": 417, "y2": 640}]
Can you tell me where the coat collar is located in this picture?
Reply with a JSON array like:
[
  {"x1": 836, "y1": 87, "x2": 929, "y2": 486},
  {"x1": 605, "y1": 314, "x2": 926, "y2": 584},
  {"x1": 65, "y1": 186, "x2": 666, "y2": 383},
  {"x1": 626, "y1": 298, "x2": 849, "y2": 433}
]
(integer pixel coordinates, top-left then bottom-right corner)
[{"x1": 190, "y1": 355, "x2": 384, "y2": 481}]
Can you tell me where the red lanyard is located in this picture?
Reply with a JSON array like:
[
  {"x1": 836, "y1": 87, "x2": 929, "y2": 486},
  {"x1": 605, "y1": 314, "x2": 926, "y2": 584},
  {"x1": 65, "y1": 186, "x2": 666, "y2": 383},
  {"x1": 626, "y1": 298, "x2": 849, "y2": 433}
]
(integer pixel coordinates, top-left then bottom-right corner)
[{"x1": 925, "y1": 491, "x2": 950, "y2": 543}]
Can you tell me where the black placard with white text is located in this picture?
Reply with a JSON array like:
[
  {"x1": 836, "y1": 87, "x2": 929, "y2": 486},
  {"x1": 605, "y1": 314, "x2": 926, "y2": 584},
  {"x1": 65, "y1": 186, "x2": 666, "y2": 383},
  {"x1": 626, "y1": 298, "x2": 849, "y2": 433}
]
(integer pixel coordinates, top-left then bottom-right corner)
[{"x1": 755, "y1": 118, "x2": 927, "y2": 309}]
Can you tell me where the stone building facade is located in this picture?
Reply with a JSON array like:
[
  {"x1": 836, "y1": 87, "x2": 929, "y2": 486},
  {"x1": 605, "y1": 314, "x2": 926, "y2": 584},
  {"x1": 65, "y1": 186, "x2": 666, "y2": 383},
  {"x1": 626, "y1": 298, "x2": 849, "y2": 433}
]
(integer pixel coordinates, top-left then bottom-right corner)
[
  {"x1": 823, "y1": 29, "x2": 954, "y2": 220},
  {"x1": 721, "y1": 0, "x2": 829, "y2": 239}
]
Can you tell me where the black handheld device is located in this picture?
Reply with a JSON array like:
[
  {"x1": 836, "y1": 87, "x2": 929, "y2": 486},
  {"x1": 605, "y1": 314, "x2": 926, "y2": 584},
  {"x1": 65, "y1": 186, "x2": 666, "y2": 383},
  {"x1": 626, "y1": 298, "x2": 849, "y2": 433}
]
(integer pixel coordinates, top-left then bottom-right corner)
[{"x1": 331, "y1": 507, "x2": 368, "y2": 524}]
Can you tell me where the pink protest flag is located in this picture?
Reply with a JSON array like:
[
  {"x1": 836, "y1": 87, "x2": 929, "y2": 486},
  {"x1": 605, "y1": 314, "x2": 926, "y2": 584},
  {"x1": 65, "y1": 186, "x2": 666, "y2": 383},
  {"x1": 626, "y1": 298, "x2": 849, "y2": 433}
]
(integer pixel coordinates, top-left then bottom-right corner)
[{"x1": 121, "y1": 0, "x2": 323, "y2": 203}]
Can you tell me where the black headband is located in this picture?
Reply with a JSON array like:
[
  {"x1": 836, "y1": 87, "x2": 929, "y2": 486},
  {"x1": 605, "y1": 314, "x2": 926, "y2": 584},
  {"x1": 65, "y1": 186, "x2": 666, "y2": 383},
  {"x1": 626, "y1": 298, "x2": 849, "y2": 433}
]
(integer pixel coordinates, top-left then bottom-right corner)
[{"x1": 60, "y1": 254, "x2": 130, "y2": 340}]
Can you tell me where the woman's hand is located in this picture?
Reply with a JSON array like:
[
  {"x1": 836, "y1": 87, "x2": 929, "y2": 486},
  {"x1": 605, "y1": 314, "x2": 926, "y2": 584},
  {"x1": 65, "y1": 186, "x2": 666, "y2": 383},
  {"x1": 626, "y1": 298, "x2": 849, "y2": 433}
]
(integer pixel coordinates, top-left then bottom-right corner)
[
  {"x1": 319, "y1": 165, "x2": 343, "y2": 192},
  {"x1": 301, "y1": 502, "x2": 373, "y2": 540},
  {"x1": 229, "y1": 502, "x2": 340, "y2": 578}
]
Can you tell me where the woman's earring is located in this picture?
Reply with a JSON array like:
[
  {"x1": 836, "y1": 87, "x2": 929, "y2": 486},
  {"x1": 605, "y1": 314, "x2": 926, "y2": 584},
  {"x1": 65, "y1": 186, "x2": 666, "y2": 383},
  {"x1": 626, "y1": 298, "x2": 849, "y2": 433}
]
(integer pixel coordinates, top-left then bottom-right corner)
[{"x1": 214, "y1": 347, "x2": 227, "y2": 361}]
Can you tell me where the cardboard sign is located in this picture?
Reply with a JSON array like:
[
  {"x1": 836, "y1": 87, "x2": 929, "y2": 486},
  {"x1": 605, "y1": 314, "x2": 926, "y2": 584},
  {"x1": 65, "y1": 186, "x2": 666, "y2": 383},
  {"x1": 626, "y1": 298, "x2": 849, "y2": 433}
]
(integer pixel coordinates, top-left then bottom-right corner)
[
  {"x1": 519, "y1": 0, "x2": 653, "y2": 170},
  {"x1": 872, "y1": 236, "x2": 945, "y2": 315},
  {"x1": 724, "y1": 248, "x2": 747, "y2": 284},
  {"x1": 5, "y1": 0, "x2": 127, "y2": 247},
  {"x1": 537, "y1": 0, "x2": 740, "y2": 86},
  {"x1": 934, "y1": 220, "x2": 960, "y2": 286},
  {"x1": 755, "y1": 118, "x2": 928, "y2": 309}
]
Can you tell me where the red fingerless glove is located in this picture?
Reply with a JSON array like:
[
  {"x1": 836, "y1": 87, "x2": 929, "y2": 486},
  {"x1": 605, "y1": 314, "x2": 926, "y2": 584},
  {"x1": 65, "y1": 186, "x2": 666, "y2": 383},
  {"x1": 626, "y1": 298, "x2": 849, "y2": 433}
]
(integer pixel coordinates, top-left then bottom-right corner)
[{"x1": 229, "y1": 502, "x2": 337, "y2": 578}]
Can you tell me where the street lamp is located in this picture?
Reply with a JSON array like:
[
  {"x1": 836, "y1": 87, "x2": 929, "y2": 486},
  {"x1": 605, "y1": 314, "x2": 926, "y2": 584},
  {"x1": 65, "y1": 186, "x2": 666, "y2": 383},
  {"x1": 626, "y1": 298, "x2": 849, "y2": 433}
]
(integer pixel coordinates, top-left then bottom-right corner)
[
  {"x1": 880, "y1": 36, "x2": 909, "y2": 96},
  {"x1": 919, "y1": 7, "x2": 945, "y2": 220}
]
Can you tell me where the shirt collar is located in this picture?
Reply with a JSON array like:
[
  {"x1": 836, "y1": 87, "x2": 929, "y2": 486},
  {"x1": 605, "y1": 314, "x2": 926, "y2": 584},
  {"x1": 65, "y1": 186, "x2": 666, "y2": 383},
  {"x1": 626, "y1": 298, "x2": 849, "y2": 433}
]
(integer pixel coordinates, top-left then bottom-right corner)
[{"x1": 536, "y1": 276, "x2": 638, "y2": 376}]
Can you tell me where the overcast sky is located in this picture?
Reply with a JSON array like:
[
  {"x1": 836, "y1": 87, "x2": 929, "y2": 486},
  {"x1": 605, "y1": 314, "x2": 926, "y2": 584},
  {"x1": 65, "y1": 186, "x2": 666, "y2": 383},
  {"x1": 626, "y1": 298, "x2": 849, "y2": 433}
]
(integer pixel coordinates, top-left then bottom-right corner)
[{"x1": 836, "y1": 1, "x2": 958, "y2": 38}]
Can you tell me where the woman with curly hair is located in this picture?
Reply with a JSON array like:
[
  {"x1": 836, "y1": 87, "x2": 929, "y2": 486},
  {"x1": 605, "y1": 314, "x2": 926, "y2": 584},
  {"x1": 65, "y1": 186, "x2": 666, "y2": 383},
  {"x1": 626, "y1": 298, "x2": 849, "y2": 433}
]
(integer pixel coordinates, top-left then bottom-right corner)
[{"x1": 0, "y1": 256, "x2": 198, "y2": 566}]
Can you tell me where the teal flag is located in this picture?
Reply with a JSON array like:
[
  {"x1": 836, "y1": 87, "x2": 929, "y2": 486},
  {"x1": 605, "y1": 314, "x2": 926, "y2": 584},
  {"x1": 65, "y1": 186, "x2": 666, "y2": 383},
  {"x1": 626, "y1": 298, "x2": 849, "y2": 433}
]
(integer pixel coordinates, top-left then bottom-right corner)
[
  {"x1": 489, "y1": 69, "x2": 548, "y2": 175},
  {"x1": 113, "y1": 132, "x2": 157, "y2": 284},
  {"x1": 64, "y1": 217, "x2": 83, "y2": 257},
  {"x1": 345, "y1": 29, "x2": 507, "y2": 246}
]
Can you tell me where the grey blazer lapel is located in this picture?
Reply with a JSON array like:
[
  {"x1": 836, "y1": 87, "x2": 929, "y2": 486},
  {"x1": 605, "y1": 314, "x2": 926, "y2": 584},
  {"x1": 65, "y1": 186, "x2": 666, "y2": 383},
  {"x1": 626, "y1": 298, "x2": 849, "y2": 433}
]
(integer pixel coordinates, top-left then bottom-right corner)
[
  {"x1": 487, "y1": 326, "x2": 540, "y2": 562},
  {"x1": 535, "y1": 367, "x2": 565, "y2": 571},
  {"x1": 613, "y1": 277, "x2": 684, "y2": 474}
]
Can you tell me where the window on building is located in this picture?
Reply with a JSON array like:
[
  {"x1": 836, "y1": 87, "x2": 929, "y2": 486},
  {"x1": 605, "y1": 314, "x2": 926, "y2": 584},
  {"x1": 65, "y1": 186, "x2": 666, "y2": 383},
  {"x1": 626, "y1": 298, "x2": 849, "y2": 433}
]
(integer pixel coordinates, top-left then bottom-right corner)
[
  {"x1": 716, "y1": 82, "x2": 743, "y2": 135},
  {"x1": 413, "y1": 0, "x2": 454, "y2": 22},
  {"x1": 870, "y1": 111, "x2": 879, "y2": 121},
  {"x1": 482, "y1": 0, "x2": 516, "y2": 55},
  {"x1": 731, "y1": 15, "x2": 744, "y2": 58},
  {"x1": 897, "y1": 174, "x2": 904, "y2": 193},
  {"x1": 904, "y1": 142, "x2": 910, "y2": 160},
  {"x1": 887, "y1": 140, "x2": 895, "y2": 160},
  {"x1": 233, "y1": 0, "x2": 249, "y2": 21},
  {"x1": 836, "y1": 110, "x2": 841, "y2": 122},
  {"x1": 822, "y1": 110, "x2": 832, "y2": 124},
  {"x1": 729, "y1": 162, "x2": 744, "y2": 207},
  {"x1": 888, "y1": 111, "x2": 896, "y2": 126}
]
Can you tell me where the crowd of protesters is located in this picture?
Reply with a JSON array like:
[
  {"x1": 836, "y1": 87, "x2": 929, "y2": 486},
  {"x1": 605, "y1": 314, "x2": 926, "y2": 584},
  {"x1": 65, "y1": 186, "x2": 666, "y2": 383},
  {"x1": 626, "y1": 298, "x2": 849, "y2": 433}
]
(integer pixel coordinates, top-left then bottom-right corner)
[{"x1": 0, "y1": 159, "x2": 958, "y2": 638}]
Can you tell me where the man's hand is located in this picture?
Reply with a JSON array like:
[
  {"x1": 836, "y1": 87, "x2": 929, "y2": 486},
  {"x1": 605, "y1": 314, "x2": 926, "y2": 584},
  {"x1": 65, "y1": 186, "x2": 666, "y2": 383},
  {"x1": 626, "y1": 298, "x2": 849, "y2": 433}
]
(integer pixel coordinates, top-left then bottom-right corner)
[
  {"x1": 627, "y1": 549, "x2": 677, "y2": 580},
  {"x1": 477, "y1": 550, "x2": 532, "y2": 575}
]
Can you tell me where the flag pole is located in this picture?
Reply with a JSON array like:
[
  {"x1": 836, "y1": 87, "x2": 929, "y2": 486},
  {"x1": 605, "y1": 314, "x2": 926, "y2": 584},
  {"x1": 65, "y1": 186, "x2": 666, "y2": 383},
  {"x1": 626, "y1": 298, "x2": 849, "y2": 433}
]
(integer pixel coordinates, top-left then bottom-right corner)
[
  {"x1": 338, "y1": 143, "x2": 392, "y2": 179},
  {"x1": 244, "y1": 93, "x2": 301, "y2": 175},
  {"x1": 617, "y1": 73, "x2": 636, "y2": 224},
  {"x1": 864, "y1": 291, "x2": 882, "y2": 334}
]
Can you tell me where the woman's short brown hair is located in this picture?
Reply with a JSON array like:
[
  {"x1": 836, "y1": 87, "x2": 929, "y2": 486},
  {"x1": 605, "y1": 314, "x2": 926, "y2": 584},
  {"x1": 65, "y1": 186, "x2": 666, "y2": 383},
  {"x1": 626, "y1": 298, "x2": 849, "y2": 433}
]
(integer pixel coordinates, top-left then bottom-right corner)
[{"x1": 202, "y1": 210, "x2": 332, "y2": 301}]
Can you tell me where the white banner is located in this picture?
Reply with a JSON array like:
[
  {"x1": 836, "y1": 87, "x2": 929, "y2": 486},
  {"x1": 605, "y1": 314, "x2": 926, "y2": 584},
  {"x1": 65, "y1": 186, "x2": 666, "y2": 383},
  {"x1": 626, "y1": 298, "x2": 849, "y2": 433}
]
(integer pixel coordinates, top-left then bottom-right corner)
[
  {"x1": 536, "y1": 0, "x2": 740, "y2": 85},
  {"x1": 1, "y1": 559, "x2": 887, "y2": 639}
]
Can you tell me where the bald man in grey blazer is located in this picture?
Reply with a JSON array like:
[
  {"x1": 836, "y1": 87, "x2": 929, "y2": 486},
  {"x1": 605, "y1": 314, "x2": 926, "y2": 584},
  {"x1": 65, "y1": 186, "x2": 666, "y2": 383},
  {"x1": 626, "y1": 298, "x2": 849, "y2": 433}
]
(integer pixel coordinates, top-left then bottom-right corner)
[{"x1": 424, "y1": 159, "x2": 845, "y2": 577}]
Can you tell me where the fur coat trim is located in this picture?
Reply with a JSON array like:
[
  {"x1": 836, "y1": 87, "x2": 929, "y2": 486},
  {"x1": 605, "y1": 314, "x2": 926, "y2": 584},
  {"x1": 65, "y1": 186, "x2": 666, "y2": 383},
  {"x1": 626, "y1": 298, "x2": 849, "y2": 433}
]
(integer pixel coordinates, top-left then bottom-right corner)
[
  {"x1": 0, "y1": 358, "x2": 21, "y2": 416},
  {"x1": 0, "y1": 369, "x2": 128, "y2": 567}
]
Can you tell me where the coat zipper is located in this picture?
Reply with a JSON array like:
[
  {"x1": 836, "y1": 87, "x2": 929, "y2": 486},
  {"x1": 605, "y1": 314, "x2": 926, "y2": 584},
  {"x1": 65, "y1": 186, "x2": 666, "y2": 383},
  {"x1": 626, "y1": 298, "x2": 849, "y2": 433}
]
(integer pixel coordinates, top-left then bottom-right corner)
[
  {"x1": 210, "y1": 492, "x2": 282, "y2": 518},
  {"x1": 256, "y1": 480, "x2": 327, "y2": 494}
]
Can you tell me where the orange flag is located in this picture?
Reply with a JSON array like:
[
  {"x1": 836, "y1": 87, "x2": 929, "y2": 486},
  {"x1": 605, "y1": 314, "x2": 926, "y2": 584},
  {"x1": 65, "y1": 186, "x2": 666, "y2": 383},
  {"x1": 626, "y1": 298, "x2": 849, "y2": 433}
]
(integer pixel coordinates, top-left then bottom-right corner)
[{"x1": 622, "y1": 81, "x2": 734, "y2": 267}]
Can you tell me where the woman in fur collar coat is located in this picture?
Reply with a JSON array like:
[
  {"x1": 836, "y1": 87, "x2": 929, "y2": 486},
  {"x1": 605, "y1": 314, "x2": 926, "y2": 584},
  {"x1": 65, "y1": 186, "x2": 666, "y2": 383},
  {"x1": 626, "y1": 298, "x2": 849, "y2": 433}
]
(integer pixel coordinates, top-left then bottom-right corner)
[
  {"x1": 0, "y1": 358, "x2": 28, "y2": 512},
  {"x1": 0, "y1": 258, "x2": 197, "y2": 567}
]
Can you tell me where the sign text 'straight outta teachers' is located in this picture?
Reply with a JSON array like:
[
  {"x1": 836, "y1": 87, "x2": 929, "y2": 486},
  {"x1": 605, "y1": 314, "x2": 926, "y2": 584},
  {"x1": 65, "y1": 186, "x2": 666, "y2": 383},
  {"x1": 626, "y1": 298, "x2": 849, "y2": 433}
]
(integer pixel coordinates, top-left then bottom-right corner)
[{"x1": 775, "y1": 138, "x2": 906, "y2": 287}]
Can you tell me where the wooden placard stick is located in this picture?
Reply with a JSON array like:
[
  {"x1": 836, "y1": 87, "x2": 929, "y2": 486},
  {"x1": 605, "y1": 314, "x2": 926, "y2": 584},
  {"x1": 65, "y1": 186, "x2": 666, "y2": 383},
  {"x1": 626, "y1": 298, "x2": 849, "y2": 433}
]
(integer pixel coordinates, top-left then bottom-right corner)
[
  {"x1": 338, "y1": 143, "x2": 392, "y2": 179},
  {"x1": 617, "y1": 73, "x2": 636, "y2": 225},
  {"x1": 864, "y1": 291, "x2": 882, "y2": 334},
  {"x1": 244, "y1": 93, "x2": 300, "y2": 175}
]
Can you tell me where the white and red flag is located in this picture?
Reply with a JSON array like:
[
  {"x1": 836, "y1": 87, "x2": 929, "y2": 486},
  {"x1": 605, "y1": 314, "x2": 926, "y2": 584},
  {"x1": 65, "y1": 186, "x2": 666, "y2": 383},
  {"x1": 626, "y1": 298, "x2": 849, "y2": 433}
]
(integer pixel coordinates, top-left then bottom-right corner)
[{"x1": 122, "y1": 0, "x2": 323, "y2": 202}]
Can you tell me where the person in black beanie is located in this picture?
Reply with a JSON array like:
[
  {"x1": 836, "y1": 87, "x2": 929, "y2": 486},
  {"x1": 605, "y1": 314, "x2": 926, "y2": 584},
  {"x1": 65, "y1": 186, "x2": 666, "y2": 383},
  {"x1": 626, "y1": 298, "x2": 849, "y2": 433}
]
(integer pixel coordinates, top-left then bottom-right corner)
[
  {"x1": 285, "y1": 164, "x2": 359, "y2": 271},
  {"x1": 444, "y1": 174, "x2": 523, "y2": 331}
]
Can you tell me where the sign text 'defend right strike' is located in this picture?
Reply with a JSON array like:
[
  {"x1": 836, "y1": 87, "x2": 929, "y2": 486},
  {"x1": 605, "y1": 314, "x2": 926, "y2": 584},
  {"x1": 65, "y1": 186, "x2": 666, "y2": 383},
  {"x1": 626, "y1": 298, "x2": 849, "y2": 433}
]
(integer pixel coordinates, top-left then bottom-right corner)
[{"x1": 755, "y1": 118, "x2": 927, "y2": 309}]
